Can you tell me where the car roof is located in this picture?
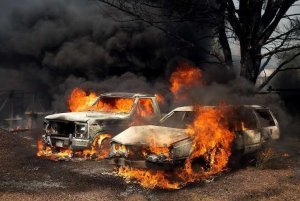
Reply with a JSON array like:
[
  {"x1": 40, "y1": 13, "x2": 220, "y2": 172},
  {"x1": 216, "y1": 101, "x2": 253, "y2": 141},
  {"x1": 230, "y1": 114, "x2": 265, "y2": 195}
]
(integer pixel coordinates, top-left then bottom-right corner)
[
  {"x1": 100, "y1": 92, "x2": 154, "y2": 98},
  {"x1": 242, "y1": 105, "x2": 268, "y2": 109},
  {"x1": 172, "y1": 106, "x2": 194, "y2": 112},
  {"x1": 171, "y1": 105, "x2": 215, "y2": 112},
  {"x1": 170, "y1": 105, "x2": 268, "y2": 112}
]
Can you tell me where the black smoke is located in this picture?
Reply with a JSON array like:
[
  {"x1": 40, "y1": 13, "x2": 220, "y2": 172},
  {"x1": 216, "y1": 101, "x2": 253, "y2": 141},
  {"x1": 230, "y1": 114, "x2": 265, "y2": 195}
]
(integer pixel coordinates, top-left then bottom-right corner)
[
  {"x1": 0, "y1": 0, "x2": 214, "y2": 112},
  {"x1": 0, "y1": 0, "x2": 298, "y2": 139}
]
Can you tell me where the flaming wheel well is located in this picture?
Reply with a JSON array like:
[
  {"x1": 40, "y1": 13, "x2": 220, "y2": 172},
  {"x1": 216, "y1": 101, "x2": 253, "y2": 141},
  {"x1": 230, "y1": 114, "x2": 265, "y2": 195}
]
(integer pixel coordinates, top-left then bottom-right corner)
[
  {"x1": 189, "y1": 143, "x2": 227, "y2": 173},
  {"x1": 88, "y1": 133, "x2": 111, "y2": 158},
  {"x1": 92, "y1": 133, "x2": 112, "y2": 151}
]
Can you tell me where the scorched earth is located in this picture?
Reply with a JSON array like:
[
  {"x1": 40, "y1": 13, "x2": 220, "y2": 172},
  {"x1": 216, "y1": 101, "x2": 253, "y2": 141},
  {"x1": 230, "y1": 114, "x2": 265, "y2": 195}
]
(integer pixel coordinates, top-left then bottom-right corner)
[{"x1": 0, "y1": 128, "x2": 299, "y2": 201}]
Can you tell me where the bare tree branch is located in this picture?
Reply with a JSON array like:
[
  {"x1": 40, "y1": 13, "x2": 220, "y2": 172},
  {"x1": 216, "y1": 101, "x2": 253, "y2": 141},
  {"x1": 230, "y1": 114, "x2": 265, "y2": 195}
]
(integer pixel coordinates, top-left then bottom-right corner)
[
  {"x1": 257, "y1": 51, "x2": 300, "y2": 91},
  {"x1": 261, "y1": 45, "x2": 300, "y2": 57},
  {"x1": 97, "y1": 0, "x2": 300, "y2": 84},
  {"x1": 97, "y1": 0, "x2": 229, "y2": 65},
  {"x1": 278, "y1": 66, "x2": 300, "y2": 71}
]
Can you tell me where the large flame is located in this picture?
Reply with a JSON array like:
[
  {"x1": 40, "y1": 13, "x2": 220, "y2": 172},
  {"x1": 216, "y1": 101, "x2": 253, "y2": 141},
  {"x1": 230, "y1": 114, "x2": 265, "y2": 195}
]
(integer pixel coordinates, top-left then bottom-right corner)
[
  {"x1": 176, "y1": 105, "x2": 235, "y2": 183},
  {"x1": 146, "y1": 135, "x2": 170, "y2": 157},
  {"x1": 68, "y1": 88, "x2": 98, "y2": 112},
  {"x1": 169, "y1": 62, "x2": 204, "y2": 101},
  {"x1": 90, "y1": 97, "x2": 134, "y2": 113},
  {"x1": 68, "y1": 88, "x2": 135, "y2": 113},
  {"x1": 155, "y1": 93, "x2": 165, "y2": 105},
  {"x1": 137, "y1": 98, "x2": 154, "y2": 117},
  {"x1": 117, "y1": 105, "x2": 235, "y2": 189},
  {"x1": 37, "y1": 134, "x2": 111, "y2": 161}
]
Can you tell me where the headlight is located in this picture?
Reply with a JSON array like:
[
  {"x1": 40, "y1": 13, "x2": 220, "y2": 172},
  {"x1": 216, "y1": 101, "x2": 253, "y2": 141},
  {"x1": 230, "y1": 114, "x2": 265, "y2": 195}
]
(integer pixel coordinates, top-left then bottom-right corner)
[
  {"x1": 75, "y1": 124, "x2": 87, "y2": 138},
  {"x1": 111, "y1": 143, "x2": 128, "y2": 157},
  {"x1": 45, "y1": 122, "x2": 58, "y2": 134},
  {"x1": 78, "y1": 125, "x2": 86, "y2": 132}
]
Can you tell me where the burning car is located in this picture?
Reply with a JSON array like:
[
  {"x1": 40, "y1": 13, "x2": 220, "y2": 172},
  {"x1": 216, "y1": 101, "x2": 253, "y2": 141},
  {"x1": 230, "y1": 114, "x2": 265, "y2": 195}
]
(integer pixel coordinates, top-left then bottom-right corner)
[
  {"x1": 109, "y1": 105, "x2": 280, "y2": 169},
  {"x1": 41, "y1": 92, "x2": 161, "y2": 153}
]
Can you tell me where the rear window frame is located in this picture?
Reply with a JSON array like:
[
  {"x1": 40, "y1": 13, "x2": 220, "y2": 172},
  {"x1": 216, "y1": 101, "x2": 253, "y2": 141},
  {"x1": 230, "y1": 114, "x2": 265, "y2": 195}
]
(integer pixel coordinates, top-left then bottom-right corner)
[{"x1": 254, "y1": 109, "x2": 276, "y2": 127}]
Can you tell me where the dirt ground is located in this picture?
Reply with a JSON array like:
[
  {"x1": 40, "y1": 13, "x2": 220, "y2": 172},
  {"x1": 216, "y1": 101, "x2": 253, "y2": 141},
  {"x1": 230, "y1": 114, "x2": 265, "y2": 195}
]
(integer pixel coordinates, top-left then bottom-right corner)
[{"x1": 0, "y1": 129, "x2": 299, "y2": 201}]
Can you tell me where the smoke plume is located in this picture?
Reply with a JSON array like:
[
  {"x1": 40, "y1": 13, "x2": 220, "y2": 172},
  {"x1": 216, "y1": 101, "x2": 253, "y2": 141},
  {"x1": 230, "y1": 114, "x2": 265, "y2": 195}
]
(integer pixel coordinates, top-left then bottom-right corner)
[
  {"x1": 0, "y1": 0, "x2": 298, "y2": 138},
  {"x1": 0, "y1": 0, "x2": 212, "y2": 111}
]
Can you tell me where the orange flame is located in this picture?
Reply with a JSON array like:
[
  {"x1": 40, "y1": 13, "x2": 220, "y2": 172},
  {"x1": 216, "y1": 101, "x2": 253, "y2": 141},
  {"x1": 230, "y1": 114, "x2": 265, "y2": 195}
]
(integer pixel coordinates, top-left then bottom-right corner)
[
  {"x1": 37, "y1": 139, "x2": 51, "y2": 157},
  {"x1": 90, "y1": 98, "x2": 134, "y2": 113},
  {"x1": 169, "y1": 62, "x2": 204, "y2": 101},
  {"x1": 137, "y1": 99, "x2": 154, "y2": 117},
  {"x1": 118, "y1": 167, "x2": 180, "y2": 189},
  {"x1": 117, "y1": 105, "x2": 235, "y2": 189},
  {"x1": 155, "y1": 93, "x2": 165, "y2": 105},
  {"x1": 68, "y1": 88, "x2": 98, "y2": 112},
  {"x1": 177, "y1": 105, "x2": 235, "y2": 182},
  {"x1": 68, "y1": 88, "x2": 136, "y2": 113},
  {"x1": 36, "y1": 134, "x2": 111, "y2": 161},
  {"x1": 147, "y1": 135, "x2": 169, "y2": 157}
]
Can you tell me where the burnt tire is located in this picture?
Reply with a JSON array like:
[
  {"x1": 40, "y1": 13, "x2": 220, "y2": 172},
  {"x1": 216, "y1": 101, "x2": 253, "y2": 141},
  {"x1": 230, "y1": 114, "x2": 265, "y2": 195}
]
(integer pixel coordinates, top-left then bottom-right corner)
[
  {"x1": 190, "y1": 143, "x2": 228, "y2": 173},
  {"x1": 92, "y1": 135, "x2": 112, "y2": 159},
  {"x1": 191, "y1": 157, "x2": 210, "y2": 172}
]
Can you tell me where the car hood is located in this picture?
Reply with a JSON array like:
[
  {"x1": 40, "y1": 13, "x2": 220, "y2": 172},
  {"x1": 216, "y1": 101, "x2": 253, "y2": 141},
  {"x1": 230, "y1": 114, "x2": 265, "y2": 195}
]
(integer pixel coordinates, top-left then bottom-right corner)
[
  {"x1": 45, "y1": 111, "x2": 129, "y2": 122},
  {"x1": 112, "y1": 125, "x2": 190, "y2": 147}
]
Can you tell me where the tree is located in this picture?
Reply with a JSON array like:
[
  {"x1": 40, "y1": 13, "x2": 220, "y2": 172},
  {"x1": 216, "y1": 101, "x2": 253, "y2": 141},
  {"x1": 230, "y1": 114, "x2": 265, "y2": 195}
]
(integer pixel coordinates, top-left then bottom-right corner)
[
  {"x1": 97, "y1": 0, "x2": 300, "y2": 85},
  {"x1": 223, "y1": 0, "x2": 300, "y2": 84}
]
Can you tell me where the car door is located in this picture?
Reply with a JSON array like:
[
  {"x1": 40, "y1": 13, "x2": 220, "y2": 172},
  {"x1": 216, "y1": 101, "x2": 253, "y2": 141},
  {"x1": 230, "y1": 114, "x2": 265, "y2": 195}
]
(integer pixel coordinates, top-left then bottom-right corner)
[
  {"x1": 254, "y1": 109, "x2": 280, "y2": 141},
  {"x1": 239, "y1": 108, "x2": 262, "y2": 154}
]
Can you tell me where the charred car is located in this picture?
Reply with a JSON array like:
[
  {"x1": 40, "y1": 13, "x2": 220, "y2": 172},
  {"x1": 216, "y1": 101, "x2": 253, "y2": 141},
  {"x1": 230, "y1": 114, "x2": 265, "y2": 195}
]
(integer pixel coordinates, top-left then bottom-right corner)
[
  {"x1": 42, "y1": 93, "x2": 161, "y2": 151},
  {"x1": 109, "y1": 105, "x2": 280, "y2": 169}
]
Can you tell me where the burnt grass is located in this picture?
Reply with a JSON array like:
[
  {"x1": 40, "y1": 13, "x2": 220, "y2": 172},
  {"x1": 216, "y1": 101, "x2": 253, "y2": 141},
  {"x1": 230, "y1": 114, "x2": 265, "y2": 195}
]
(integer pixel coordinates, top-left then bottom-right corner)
[{"x1": 0, "y1": 129, "x2": 299, "y2": 201}]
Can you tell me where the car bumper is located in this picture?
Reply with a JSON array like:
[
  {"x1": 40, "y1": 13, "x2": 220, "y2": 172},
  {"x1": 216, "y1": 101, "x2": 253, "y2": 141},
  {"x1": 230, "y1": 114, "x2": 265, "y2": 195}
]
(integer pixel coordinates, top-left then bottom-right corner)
[
  {"x1": 42, "y1": 135, "x2": 90, "y2": 150},
  {"x1": 108, "y1": 157, "x2": 178, "y2": 170},
  {"x1": 108, "y1": 157, "x2": 148, "y2": 168}
]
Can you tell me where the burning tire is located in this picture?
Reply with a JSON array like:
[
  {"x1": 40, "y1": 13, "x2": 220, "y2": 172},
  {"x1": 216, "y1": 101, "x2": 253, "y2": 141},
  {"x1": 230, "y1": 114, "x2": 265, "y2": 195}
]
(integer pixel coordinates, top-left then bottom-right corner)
[
  {"x1": 191, "y1": 143, "x2": 226, "y2": 173},
  {"x1": 191, "y1": 157, "x2": 210, "y2": 172},
  {"x1": 92, "y1": 134, "x2": 112, "y2": 159}
]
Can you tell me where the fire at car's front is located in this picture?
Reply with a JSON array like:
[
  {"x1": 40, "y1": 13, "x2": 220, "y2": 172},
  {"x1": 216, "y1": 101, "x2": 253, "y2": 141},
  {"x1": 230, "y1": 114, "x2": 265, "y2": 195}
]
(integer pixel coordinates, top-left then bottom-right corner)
[
  {"x1": 109, "y1": 125, "x2": 191, "y2": 169},
  {"x1": 109, "y1": 142, "x2": 175, "y2": 169},
  {"x1": 42, "y1": 119, "x2": 90, "y2": 150},
  {"x1": 37, "y1": 111, "x2": 119, "y2": 160}
]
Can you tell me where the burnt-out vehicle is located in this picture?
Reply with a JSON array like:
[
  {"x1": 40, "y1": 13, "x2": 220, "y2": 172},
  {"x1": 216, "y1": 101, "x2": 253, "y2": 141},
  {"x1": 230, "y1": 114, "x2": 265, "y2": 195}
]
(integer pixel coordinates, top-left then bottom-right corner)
[
  {"x1": 42, "y1": 93, "x2": 161, "y2": 151},
  {"x1": 109, "y1": 105, "x2": 280, "y2": 169}
]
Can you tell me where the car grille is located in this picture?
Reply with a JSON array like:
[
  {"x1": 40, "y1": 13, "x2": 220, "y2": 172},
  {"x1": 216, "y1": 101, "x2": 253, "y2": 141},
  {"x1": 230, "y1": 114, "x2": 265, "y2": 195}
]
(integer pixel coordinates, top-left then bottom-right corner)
[{"x1": 49, "y1": 121, "x2": 75, "y2": 137}]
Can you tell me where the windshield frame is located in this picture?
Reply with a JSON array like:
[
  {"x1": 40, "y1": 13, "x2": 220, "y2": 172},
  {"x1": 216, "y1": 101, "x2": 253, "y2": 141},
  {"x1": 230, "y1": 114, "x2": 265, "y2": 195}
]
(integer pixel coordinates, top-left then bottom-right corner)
[
  {"x1": 160, "y1": 110, "x2": 195, "y2": 129},
  {"x1": 90, "y1": 96, "x2": 136, "y2": 114}
]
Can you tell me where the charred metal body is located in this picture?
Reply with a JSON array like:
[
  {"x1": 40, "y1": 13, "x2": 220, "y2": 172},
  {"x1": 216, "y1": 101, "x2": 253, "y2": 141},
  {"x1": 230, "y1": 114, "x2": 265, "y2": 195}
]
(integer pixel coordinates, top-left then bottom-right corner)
[
  {"x1": 42, "y1": 93, "x2": 161, "y2": 150},
  {"x1": 109, "y1": 105, "x2": 280, "y2": 169}
]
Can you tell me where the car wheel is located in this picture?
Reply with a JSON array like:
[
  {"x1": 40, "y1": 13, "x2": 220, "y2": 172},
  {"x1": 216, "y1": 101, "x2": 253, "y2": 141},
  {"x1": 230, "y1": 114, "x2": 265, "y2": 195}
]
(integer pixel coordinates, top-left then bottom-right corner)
[
  {"x1": 191, "y1": 144, "x2": 225, "y2": 173},
  {"x1": 191, "y1": 157, "x2": 210, "y2": 172},
  {"x1": 92, "y1": 134, "x2": 112, "y2": 159}
]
